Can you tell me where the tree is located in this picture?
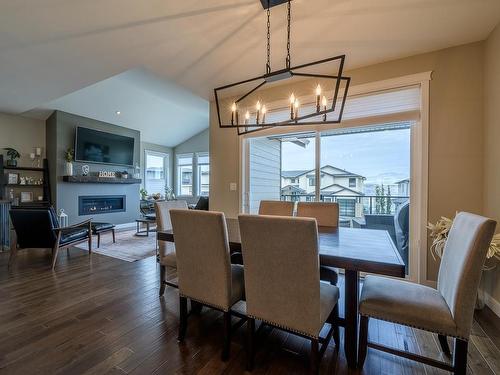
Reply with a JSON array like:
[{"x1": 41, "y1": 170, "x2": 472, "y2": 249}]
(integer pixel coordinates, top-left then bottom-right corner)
[
  {"x1": 375, "y1": 185, "x2": 382, "y2": 214},
  {"x1": 386, "y1": 186, "x2": 392, "y2": 214},
  {"x1": 380, "y1": 184, "x2": 386, "y2": 214}
]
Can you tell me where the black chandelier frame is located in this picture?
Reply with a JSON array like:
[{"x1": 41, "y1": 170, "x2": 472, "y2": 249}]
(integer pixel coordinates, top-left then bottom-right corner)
[{"x1": 214, "y1": 0, "x2": 351, "y2": 136}]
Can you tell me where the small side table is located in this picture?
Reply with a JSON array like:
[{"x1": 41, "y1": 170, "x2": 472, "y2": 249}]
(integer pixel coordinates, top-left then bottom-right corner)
[{"x1": 135, "y1": 218, "x2": 156, "y2": 237}]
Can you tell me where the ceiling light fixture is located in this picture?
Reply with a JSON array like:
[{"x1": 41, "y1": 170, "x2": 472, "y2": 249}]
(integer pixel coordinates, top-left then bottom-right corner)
[
  {"x1": 116, "y1": 111, "x2": 121, "y2": 115},
  {"x1": 214, "y1": 0, "x2": 351, "y2": 135}
]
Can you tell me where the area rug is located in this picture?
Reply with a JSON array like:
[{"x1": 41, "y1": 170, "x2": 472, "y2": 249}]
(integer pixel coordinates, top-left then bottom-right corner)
[{"x1": 75, "y1": 229, "x2": 157, "y2": 262}]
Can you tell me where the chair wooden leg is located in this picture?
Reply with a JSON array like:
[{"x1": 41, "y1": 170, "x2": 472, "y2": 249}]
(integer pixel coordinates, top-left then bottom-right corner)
[
  {"x1": 51, "y1": 244, "x2": 60, "y2": 270},
  {"x1": 310, "y1": 338, "x2": 319, "y2": 374},
  {"x1": 159, "y1": 265, "x2": 166, "y2": 297},
  {"x1": 438, "y1": 334, "x2": 451, "y2": 355},
  {"x1": 112, "y1": 229, "x2": 116, "y2": 243},
  {"x1": 358, "y1": 316, "x2": 369, "y2": 369},
  {"x1": 97, "y1": 233, "x2": 100, "y2": 248},
  {"x1": 333, "y1": 304, "x2": 340, "y2": 350},
  {"x1": 453, "y1": 338, "x2": 468, "y2": 375},
  {"x1": 88, "y1": 222, "x2": 92, "y2": 253},
  {"x1": 178, "y1": 296, "x2": 188, "y2": 342},
  {"x1": 222, "y1": 311, "x2": 231, "y2": 361},
  {"x1": 246, "y1": 318, "x2": 255, "y2": 371}
]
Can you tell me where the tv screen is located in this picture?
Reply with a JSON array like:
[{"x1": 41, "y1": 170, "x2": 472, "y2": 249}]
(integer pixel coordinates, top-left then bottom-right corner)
[{"x1": 75, "y1": 127, "x2": 135, "y2": 166}]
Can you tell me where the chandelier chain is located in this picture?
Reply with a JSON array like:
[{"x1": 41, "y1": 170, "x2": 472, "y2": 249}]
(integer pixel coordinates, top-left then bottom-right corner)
[
  {"x1": 266, "y1": 0, "x2": 271, "y2": 74},
  {"x1": 286, "y1": 0, "x2": 291, "y2": 69}
]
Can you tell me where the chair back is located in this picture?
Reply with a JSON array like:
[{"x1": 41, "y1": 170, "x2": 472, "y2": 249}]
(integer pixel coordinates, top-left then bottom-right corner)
[
  {"x1": 170, "y1": 209, "x2": 234, "y2": 311},
  {"x1": 10, "y1": 207, "x2": 59, "y2": 249},
  {"x1": 239, "y1": 214, "x2": 321, "y2": 337},
  {"x1": 194, "y1": 196, "x2": 209, "y2": 210},
  {"x1": 437, "y1": 212, "x2": 496, "y2": 339},
  {"x1": 296, "y1": 202, "x2": 339, "y2": 227},
  {"x1": 258, "y1": 200, "x2": 294, "y2": 216},
  {"x1": 155, "y1": 200, "x2": 188, "y2": 262}
]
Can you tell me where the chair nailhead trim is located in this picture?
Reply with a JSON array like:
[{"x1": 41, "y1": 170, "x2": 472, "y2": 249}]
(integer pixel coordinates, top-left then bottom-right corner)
[{"x1": 247, "y1": 314, "x2": 319, "y2": 339}]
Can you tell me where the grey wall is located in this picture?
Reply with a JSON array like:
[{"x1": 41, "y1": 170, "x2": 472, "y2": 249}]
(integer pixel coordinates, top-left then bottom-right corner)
[
  {"x1": 173, "y1": 128, "x2": 209, "y2": 202},
  {"x1": 46, "y1": 111, "x2": 141, "y2": 225}
]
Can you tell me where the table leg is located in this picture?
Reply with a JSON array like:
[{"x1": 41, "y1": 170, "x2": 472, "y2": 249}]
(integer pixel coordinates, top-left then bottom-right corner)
[
  {"x1": 146, "y1": 222, "x2": 150, "y2": 236},
  {"x1": 344, "y1": 269, "x2": 359, "y2": 368}
]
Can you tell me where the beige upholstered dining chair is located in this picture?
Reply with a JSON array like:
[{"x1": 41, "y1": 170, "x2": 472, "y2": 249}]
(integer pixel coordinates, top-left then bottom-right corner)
[
  {"x1": 297, "y1": 201, "x2": 340, "y2": 227},
  {"x1": 155, "y1": 200, "x2": 188, "y2": 296},
  {"x1": 239, "y1": 214, "x2": 340, "y2": 374},
  {"x1": 258, "y1": 200, "x2": 294, "y2": 216},
  {"x1": 358, "y1": 212, "x2": 496, "y2": 375},
  {"x1": 297, "y1": 201, "x2": 340, "y2": 286},
  {"x1": 170, "y1": 209, "x2": 245, "y2": 361}
]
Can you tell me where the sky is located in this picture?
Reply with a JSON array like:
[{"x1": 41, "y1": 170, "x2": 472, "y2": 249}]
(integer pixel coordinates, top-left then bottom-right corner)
[{"x1": 281, "y1": 127, "x2": 411, "y2": 185}]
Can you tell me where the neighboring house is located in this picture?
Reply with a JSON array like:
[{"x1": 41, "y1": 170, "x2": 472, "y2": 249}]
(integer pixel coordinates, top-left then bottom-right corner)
[
  {"x1": 281, "y1": 165, "x2": 366, "y2": 217},
  {"x1": 396, "y1": 178, "x2": 410, "y2": 196}
]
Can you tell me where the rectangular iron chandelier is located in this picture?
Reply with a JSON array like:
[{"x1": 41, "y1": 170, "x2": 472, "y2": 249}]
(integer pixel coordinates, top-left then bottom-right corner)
[{"x1": 214, "y1": 0, "x2": 351, "y2": 136}]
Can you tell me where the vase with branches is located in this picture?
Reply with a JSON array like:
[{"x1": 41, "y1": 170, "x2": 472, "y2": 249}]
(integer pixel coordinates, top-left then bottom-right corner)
[{"x1": 3, "y1": 148, "x2": 20, "y2": 167}]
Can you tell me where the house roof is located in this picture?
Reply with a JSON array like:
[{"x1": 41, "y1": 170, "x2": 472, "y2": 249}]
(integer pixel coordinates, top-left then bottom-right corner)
[
  {"x1": 281, "y1": 185, "x2": 307, "y2": 194},
  {"x1": 282, "y1": 165, "x2": 365, "y2": 179},
  {"x1": 395, "y1": 178, "x2": 410, "y2": 184},
  {"x1": 320, "y1": 183, "x2": 365, "y2": 196}
]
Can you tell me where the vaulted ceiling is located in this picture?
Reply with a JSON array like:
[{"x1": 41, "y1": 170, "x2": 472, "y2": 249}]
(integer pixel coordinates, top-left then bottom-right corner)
[{"x1": 1, "y1": 0, "x2": 499, "y2": 144}]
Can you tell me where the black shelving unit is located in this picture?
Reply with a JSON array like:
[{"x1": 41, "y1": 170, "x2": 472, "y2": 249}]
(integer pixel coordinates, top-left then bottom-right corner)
[{"x1": 0, "y1": 154, "x2": 52, "y2": 207}]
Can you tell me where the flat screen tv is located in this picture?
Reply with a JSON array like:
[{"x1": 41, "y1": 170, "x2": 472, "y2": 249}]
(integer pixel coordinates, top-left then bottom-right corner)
[{"x1": 75, "y1": 127, "x2": 135, "y2": 167}]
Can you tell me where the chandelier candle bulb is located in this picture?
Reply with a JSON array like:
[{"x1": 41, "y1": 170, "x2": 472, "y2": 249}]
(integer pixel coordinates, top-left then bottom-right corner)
[
  {"x1": 231, "y1": 102, "x2": 237, "y2": 125},
  {"x1": 245, "y1": 111, "x2": 250, "y2": 125},
  {"x1": 316, "y1": 84, "x2": 322, "y2": 112},
  {"x1": 290, "y1": 93, "x2": 295, "y2": 119},
  {"x1": 256, "y1": 101, "x2": 261, "y2": 125},
  {"x1": 294, "y1": 98, "x2": 300, "y2": 120},
  {"x1": 261, "y1": 105, "x2": 267, "y2": 124},
  {"x1": 322, "y1": 95, "x2": 328, "y2": 121}
]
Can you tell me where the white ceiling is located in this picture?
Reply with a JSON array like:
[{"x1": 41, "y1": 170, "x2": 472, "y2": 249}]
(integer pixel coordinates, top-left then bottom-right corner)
[
  {"x1": 1, "y1": 0, "x2": 500, "y2": 146},
  {"x1": 27, "y1": 68, "x2": 209, "y2": 147}
]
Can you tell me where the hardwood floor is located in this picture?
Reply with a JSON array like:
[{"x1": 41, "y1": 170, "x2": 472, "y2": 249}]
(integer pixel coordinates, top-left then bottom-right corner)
[{"x1": 0, "y1": 248, "x2": 499, "y2": 375}]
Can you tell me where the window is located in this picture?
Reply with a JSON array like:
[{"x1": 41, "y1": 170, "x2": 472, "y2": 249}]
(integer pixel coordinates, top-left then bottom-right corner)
[
  {"x1": 144, "y1": 150, "x2": 169, "y2": 196},
  {"x1": 308, "y1": 177, "x2": 316, "y2": 186},
  {"x1": 176, "y1": 154, "x2": 193, "y2": 196},
  {"x1": 349, "y1": 178, "x2": 356, "y2": 188},
  {"x1": 290, "y1": 178, "x2": 296, "y2": 183},
  {"x1": 197, "y1": 153, "x2": 210, "y2": 196}
]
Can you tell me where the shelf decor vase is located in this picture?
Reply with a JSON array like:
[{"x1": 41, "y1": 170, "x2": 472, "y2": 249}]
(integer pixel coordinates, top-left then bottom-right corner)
[{"x1": 65, "y1": 162, "x2": 73, "y2": 176}]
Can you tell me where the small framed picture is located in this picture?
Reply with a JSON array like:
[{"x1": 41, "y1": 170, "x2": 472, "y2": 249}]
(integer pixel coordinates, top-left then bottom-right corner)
[
  {"x1": 8, "y1": 173, "x2": 18, "y2": 184},
  {"x1": 20, "y1": 192, "x2": 33, "y2": 203}
]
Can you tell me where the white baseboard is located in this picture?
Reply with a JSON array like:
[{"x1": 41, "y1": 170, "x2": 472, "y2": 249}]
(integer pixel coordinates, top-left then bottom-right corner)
[{"x1": 484, "y1": 291, "x2": 500, "y2": 317}]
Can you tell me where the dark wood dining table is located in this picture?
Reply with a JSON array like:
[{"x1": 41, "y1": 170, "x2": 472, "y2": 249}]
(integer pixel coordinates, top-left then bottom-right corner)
[{"x1": 157, "y1": 218, "x2": 405, "y2": 368}]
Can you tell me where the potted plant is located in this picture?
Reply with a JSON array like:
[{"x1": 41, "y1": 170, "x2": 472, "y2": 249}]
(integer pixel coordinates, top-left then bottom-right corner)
[
  {"x1": 65, "y1": 148, "x2": 74, "y2": 176},
  {"x1": 140, "y1": 188, "x2": 148, "y2": 200},
  {"x1": 3, "y1": 148, "x2": 20, "y2": 167}
]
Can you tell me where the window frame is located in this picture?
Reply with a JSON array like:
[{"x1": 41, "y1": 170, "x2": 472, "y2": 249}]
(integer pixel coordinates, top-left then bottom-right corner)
[
  {"x1": 239, "y1": 72, "x2": 432, "y2": 285},
  {"x1": 144, "y1": 150, "x2": 169, "y2": 197},
  {"x1": 197, "y1": 152, "x2": 210, "y2": 197},
  {"x1": 176, "y1": 153, "x2": 194, "y2": 197}
]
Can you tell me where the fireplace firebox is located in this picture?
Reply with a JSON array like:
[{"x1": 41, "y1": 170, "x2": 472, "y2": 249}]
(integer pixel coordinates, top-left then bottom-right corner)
[{"x1": 78, "y1": 195, "x2": 126, "y2": 215}]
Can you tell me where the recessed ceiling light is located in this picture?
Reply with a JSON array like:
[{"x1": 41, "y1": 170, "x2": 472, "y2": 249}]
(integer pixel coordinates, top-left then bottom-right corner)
[{"x1": 116, "y1": 111, "x2": 121, "y2": 115}]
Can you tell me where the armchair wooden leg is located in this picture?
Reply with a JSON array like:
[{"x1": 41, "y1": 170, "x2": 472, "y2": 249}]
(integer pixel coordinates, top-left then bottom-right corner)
[
  {"x1": 112, "y1": 229, "x2": 116, "y2": 243},
  {"x1": 453, "y1": 338, "x2": 468, "y2": 375},
  {"x1": 88, "y1": 222, "x2": 92, "y2": 253},
  {"x1": 159, "y1": 265, "x2": 166, "y2": 297},
  {"x1": 8, "y1": 237, "x2": 17, "y2": 269},
  {"x1": 221, "y1": 311, "x2": 231, "y2": 361},
  {"x1": 358, "y1": 316, "x2": 369, "y2": 369},
  {"x1": 97, "y1": 233, "x2": 101, "y2": 248},
  {"x1": 178, "y1": 296, "x2": 188, "y2": 342},
  {"x1": 438, "y1": 334, "x2": 451, "y2": 355},
  {"x1": 51, "y1": 244, "x2": 60, "y2": 270},
  {"x1": 310, "y1": 338, "x2": 319, "y2": 374},
  {"x1": 246, "y1": 318, "x2": 255, "y2": 371}
]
